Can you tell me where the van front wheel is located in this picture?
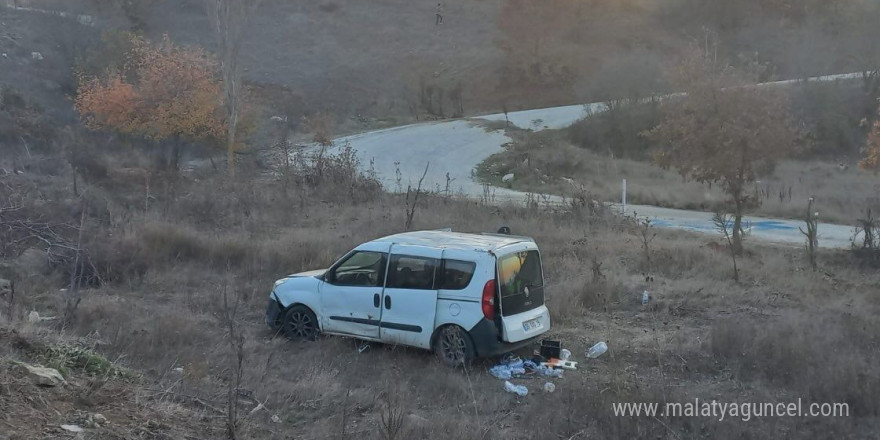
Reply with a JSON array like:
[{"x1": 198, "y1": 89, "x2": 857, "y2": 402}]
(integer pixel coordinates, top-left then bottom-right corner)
[
  {"x1": 434, "y1": 325, "x2": 475, "y2": 367},
  {"x1": 282, "y1": 305, "x2": 319, "y2": 341}
]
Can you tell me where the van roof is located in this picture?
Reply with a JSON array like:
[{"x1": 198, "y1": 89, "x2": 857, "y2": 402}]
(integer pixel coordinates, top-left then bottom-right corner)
[{"x1": 371, "y1": 230, "x2": 534, "y2": 252}]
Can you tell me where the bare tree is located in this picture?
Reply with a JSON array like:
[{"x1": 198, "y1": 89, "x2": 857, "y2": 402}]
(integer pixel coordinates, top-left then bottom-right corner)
[
  {"x1": 221, "y1": 264, "x2": 245, "y2": 439},
  {"x1": 712, "y1": 212, "x2": 740, "y2": 282},
  {"x1": 404, "y1": 163, "x2": 429, "y2": 231},
  {"x1": 205, "y1": 0, "x2": 261, "y2": 176},
  {"x1": 799, "y1": 197, "x2": 819, "y2": 271},
  {"x1": 62, "y1": 202, "x2": 88, "y2": 329}
]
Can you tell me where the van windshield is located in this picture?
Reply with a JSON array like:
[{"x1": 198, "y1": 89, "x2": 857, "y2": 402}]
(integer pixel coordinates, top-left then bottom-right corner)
[{"x1": 498, "y1": 250, "x2": 543, "y2": 298}]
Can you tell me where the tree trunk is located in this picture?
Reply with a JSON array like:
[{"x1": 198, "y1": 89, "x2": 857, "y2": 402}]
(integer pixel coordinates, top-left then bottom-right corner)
[
  {"x1": 227, "y1": 112, "x2": 237, "y2": 177},
  {"x1": 732, "y1": 192, "x2": 743, "y2": 255},
  {"x1": 172, "y1": 141, "x2": 182, "y2": 172}
]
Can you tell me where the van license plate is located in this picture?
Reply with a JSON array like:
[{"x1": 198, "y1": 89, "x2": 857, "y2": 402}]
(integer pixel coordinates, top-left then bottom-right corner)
[{"x1": 522, "y1": 318, "x2": 542, "y2": 332}]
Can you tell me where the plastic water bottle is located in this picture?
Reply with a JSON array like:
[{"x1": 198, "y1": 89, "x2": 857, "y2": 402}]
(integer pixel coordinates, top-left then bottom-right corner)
[
  {"x1": 642, "y1": 290, "x2": 650, "y2": 305},
  {"x1": 504, "y1": 381, "x2": 528, "y2": 397},
  {"x1": 543, "y1": 382, "x2": 556, "y2": 393},
  {"x1": 586, "y1": 341, "x2": 608, "y2": 359}
]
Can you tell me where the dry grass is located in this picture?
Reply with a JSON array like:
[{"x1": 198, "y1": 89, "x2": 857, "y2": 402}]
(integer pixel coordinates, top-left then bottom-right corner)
[
  {"x1": 481, "y1": 127, "x2": 880, "y2": 225},
  {"x1": 1, "y1": 143, "x2": 879, "y2": 439}
]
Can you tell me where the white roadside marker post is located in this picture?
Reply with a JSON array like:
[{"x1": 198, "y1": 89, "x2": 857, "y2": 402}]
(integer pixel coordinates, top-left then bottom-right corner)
[{"x1": 621, "y1": 178, "x2": 627, "y2": 215}]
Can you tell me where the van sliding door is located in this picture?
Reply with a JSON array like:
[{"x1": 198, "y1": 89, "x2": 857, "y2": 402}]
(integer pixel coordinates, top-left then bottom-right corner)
[{"x1": 379, "y1": 245, "x2": 442, "y2": 349}]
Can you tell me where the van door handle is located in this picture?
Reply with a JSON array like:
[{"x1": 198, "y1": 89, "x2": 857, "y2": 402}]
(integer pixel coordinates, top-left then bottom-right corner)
[
  {"x1": 374, "y1": 293, "x2": 380, "y2": 308},
  {"x1": 384, "y1": 295, "x2": 391, "y2": 310}
]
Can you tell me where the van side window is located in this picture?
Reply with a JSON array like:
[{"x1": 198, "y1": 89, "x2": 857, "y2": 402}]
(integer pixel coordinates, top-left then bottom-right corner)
[
  {"x1": 386, "y1": 255, "x2": 438, "y2": 290},
  {"x1": 437, "y1": 259, "x2": 476, "y2": 290},
  {"x1": 328, "y1": 251, "x2": 387, "y2": 287}
]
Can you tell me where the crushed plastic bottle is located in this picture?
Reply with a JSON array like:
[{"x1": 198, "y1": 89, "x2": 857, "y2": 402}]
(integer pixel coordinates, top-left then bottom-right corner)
[
  {"x1": 586, "y1": 341, "x2": 608, "y2": 359},
  {"x1": 504, "y1": 381, "x2": 528, "y2": 397},
  {"x1": 533, "y1": 364, "x2": 563, "y2": 377},
  {"x1": 543, "y1": 382, "x2": 556, "y2": 393},
  {"x1": 642, "y1": 290, "x2": 650, "y2": 305},
  {"x1": 560, "y1": 349, "x2": 572, "y2": 361}
]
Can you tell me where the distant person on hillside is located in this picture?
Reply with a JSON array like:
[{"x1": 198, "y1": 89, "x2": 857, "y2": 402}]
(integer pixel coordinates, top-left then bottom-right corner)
[{"x1": 435, "y1": 3, "x2": 444, "y2": 25}]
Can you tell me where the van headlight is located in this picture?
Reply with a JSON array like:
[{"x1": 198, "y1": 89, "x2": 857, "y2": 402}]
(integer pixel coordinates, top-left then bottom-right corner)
[{"x1": 274, "y1": 278, "x2": 288, "y2": 288}]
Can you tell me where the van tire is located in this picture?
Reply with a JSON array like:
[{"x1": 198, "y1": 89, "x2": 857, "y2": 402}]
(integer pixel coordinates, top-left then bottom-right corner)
[
  {"x1": 433, "y1": 325, "x2": 475, "y2": 367},
  {"x1": 282, "y1": 305, "x2": 319, "y2": 341}
]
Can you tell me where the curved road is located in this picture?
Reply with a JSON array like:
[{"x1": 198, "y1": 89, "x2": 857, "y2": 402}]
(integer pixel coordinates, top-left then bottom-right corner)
[{"x1": 326, "y1": 73, "x2": 864, "y2": 249}]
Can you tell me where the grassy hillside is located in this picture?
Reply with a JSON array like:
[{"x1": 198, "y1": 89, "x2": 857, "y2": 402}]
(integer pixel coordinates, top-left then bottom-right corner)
[{"x1": 1, "y1": 141, "x2": 879, "y2": 438}]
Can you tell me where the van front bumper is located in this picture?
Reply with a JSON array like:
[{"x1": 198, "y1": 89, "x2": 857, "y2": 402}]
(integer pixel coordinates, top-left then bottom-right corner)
[
  {"x1": 467, "y1": 318, "x2": 544, "y2": 358},
  {"x1": 266, "y1": 293, "x2": 284, "y2": 330}
]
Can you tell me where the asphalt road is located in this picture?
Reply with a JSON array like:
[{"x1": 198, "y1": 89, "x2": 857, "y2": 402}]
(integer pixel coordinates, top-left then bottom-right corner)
[{"x1": 325, "y1": 73, "x2": 864, "y2": 249}]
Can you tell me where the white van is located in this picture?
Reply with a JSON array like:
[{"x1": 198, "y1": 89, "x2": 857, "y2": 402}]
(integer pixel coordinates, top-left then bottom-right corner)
[{"x1": 266, "y1": 230, "x2": 551, "y2": 365}]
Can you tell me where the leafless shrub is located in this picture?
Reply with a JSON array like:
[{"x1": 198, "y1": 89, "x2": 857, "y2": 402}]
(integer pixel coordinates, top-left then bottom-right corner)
[
  {"x1": 404, "y1": 163, "x2": 429, "y2": 231},
  {"x1": 712, "y1": 212, "x2": 739, "y2": 282},
  {"x1": 303, "y1": 112, "x2": 335, "y2": 177},
  {"x1": 854, "y1": 208, "x2": 877, "y2": 249},
  {"x1": 852, "y1": 208, "x2": 880, "y2": 267},
  {"x1": 303, "y1": 112, "x2": 334, "y2": 148},
  {"x1": 378, "y1": 392, "x2": 406, "y2": 440},
  {"x1": 61, "y1": 201, "x2": 88, "y2": 329},
  {"x1": 799, "y1": 197, "x2": 819, "y2": 270},
  {"x1": 480, "y1": 183, "x2": 495, "y2": 205},
  {"x1": 630, "y1": 214, "x2": 656, "y2": 272}
]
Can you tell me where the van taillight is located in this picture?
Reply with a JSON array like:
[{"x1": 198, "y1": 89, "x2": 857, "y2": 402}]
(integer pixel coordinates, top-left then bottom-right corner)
[{"x1": 482, "y1": 279, "x2": 496, "y2": 320}]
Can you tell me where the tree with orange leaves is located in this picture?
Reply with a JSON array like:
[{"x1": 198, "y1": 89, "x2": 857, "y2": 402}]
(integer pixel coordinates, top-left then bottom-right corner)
[{"x1": 75, "y1": 35, "x2": 227, "y2": 170}]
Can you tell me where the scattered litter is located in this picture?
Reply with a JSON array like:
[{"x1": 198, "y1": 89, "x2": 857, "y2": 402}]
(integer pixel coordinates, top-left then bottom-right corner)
[
  {"x1": 60, "y1": 424, "x2": 83, "y2": 433},
  {"x1": 31, "y1": 52, "x2": 44, "y2": 60},
  {"x1": 491, "y1": 355, "x2": 565, "y2": 379},
  {"x1": 642, "y1": 290, "x2": 650, "y2": 305},
  {"x1": 503, "y1": 380, "x2": 528, "y2": 396},
  {"x1": 541, "y1": 359, "x2": 576, "y2": 372},
  {"x1": 500, "y1": 353, "x2": 521, "y2": 364},
  {"x1": 270, "y1": 414, "x2": 282, "y2": 424},
  {"x1": 586, "y1": 342, "x2": 608, "y2": 359},
  {"x1": 543, "y1": 382, "x2": 556, "y2": 393},
  {"x1": 172, "y1": 367, "x2": 184, "y2": 374},
  {"x1": 92, "y1": 413, "x2": 107, "y2": 425},
  {"x1": 26, "y1": 310, "x2": 58, "y2": 323},
  {"x1": 357, "y1": 342, "x2": 370, "y2": 353},
  {"x1": 540, "y1": 340, "x2": 561, "y2": 359},
  {"x1": 490, "y1": 359, "x2": 525, "y2": 380},
  {"x1": 502, "y1": 173, "x2": 515, "y2": 183},
  {"x1": 560, "y1": 349, "x2": 571, "y2": 361}
]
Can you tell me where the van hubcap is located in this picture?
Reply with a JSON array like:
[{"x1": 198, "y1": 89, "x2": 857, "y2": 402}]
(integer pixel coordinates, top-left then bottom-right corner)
[
  {"x1": 439, "y1": 328, "x2": 466, "y2": 364},
  {"x1": 288, "y1": 312, "x2": 316, "y2": 339}
]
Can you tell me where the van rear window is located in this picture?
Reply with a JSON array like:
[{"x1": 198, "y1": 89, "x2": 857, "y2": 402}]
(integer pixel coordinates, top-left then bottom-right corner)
[
  {"x1": 437, "y1": 259, "x2": 476, "y2": 290},
  {"x1": 498, "y1": 250, "x2": 543, "y2": 298}
]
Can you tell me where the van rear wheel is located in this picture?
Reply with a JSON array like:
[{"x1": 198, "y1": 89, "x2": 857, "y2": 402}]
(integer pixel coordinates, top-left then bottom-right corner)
[
  {"x1": 282, "y1": 305, "x2": 319, "y2": 341},
  {"x1": 434, "y1": 325, "x2": 475, "y2": 367}
]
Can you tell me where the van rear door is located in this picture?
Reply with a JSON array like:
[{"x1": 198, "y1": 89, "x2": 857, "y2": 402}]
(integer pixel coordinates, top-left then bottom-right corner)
[{"x1": 496, "y1": 246, "x2": 550, "y2": 342}]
